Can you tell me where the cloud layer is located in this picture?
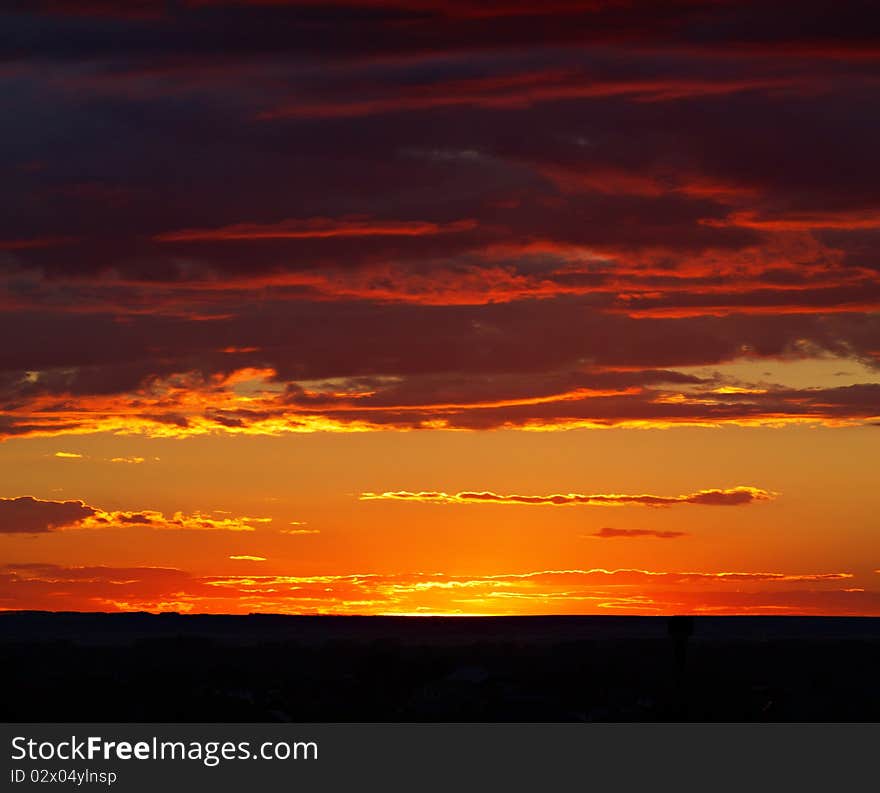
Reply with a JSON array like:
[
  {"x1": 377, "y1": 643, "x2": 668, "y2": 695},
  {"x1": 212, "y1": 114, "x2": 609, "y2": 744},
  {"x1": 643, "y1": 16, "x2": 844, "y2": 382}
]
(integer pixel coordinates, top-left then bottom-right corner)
[
  {"x1": 0, "y1": 1, "x2": 876, "y2": 439},
  {"x1": 0, "y1": 562, "x2": 872, "y2": 616}
]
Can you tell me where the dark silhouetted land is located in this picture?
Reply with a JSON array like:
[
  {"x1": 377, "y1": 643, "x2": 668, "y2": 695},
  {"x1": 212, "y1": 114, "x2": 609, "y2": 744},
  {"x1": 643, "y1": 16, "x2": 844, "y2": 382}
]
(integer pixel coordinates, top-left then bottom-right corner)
[{"x1": 2, "y1": 612, "x2": 878, "y2": 721}]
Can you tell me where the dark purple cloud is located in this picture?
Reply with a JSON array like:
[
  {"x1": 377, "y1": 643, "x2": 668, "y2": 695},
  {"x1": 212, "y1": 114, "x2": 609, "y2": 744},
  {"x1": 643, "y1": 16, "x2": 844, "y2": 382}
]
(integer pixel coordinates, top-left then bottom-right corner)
[
  {"x1": 0, "y1": 496, "x2": 94, "y2": 533},
  {"x1": 0, "y1": 1, "x2": 876, "y2": 438},
  {"x1": 592, "y1": 528, "x2": 688, "y2": 539}
]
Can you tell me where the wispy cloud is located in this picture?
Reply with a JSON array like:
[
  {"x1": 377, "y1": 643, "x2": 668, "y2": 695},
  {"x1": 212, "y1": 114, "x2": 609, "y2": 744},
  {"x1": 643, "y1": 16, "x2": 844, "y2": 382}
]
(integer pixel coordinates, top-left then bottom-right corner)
[
  {"x1": 155, "y1": 217, "x2": 476, "y2": 242},
  {"x1": 359, "y1": 486, "x2": 776, "y2": 507}
]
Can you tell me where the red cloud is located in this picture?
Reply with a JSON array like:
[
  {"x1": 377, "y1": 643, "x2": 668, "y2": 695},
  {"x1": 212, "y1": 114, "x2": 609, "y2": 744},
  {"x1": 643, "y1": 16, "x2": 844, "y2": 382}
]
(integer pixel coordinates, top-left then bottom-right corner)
[
  {"x1": 705, "y1": 209, "x2": 880, "y2": 232},
  {"x1": 259, "y1": 72, "x2": 801, "y2": 120},
  {"x1": 154, "y1": 217, "x2": 477, "y2": 242}
]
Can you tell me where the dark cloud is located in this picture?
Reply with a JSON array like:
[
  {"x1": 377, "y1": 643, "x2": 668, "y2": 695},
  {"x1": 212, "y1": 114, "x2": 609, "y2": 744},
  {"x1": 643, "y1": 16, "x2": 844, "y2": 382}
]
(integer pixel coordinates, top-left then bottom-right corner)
[
  {"x1": 591, "y1": 528, "x2": 688, "y2": 539},
  {"x1": 0, "y1": 1, "x2": 875, "y2": 439},
  {"x1": 0, "y1": 300, "x2": 877, "y2": 437},
  {"x1": 0, "y1": 496, "x2": 268, "y2": 532},
  {"x1": 0, "y1": 496, "x2": 94, "y2": 533},
  {"x1": 9, "y1": 1, "x2": 880, "y2": 63}
]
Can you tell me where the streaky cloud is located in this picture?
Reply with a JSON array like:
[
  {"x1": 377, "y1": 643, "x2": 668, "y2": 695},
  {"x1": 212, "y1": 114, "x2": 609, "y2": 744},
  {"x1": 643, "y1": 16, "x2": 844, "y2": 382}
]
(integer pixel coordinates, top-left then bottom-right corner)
[
  {"x1": 359, "y1": 486, "x2": 776, "y2": 507},
  {"x1": 591, "y1": 528, "x2": 688, "y2": 539}
]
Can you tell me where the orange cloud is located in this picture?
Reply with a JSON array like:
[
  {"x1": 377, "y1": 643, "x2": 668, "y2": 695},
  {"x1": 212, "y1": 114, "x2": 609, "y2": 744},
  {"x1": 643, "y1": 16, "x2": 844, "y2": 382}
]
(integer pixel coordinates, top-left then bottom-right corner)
[
  {"x1": 4, "y1": 364, "x2": 879, "y2": 439},
  {"x1": 83, "y1": 510, "x2": 271, "y2": 532},
  {"x1": 359, "y1": 486, "x2": 776, "y2": 507},
  {"x1": 0, "y1": 563, "x2": 869, "y2": 616}
]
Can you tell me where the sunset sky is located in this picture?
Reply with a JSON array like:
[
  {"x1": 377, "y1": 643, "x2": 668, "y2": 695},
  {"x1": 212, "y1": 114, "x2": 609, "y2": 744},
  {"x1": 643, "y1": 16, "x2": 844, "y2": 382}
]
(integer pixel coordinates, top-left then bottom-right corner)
[{"x1": 1, "y1": 0, "x2": 878, "y2": 616}]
